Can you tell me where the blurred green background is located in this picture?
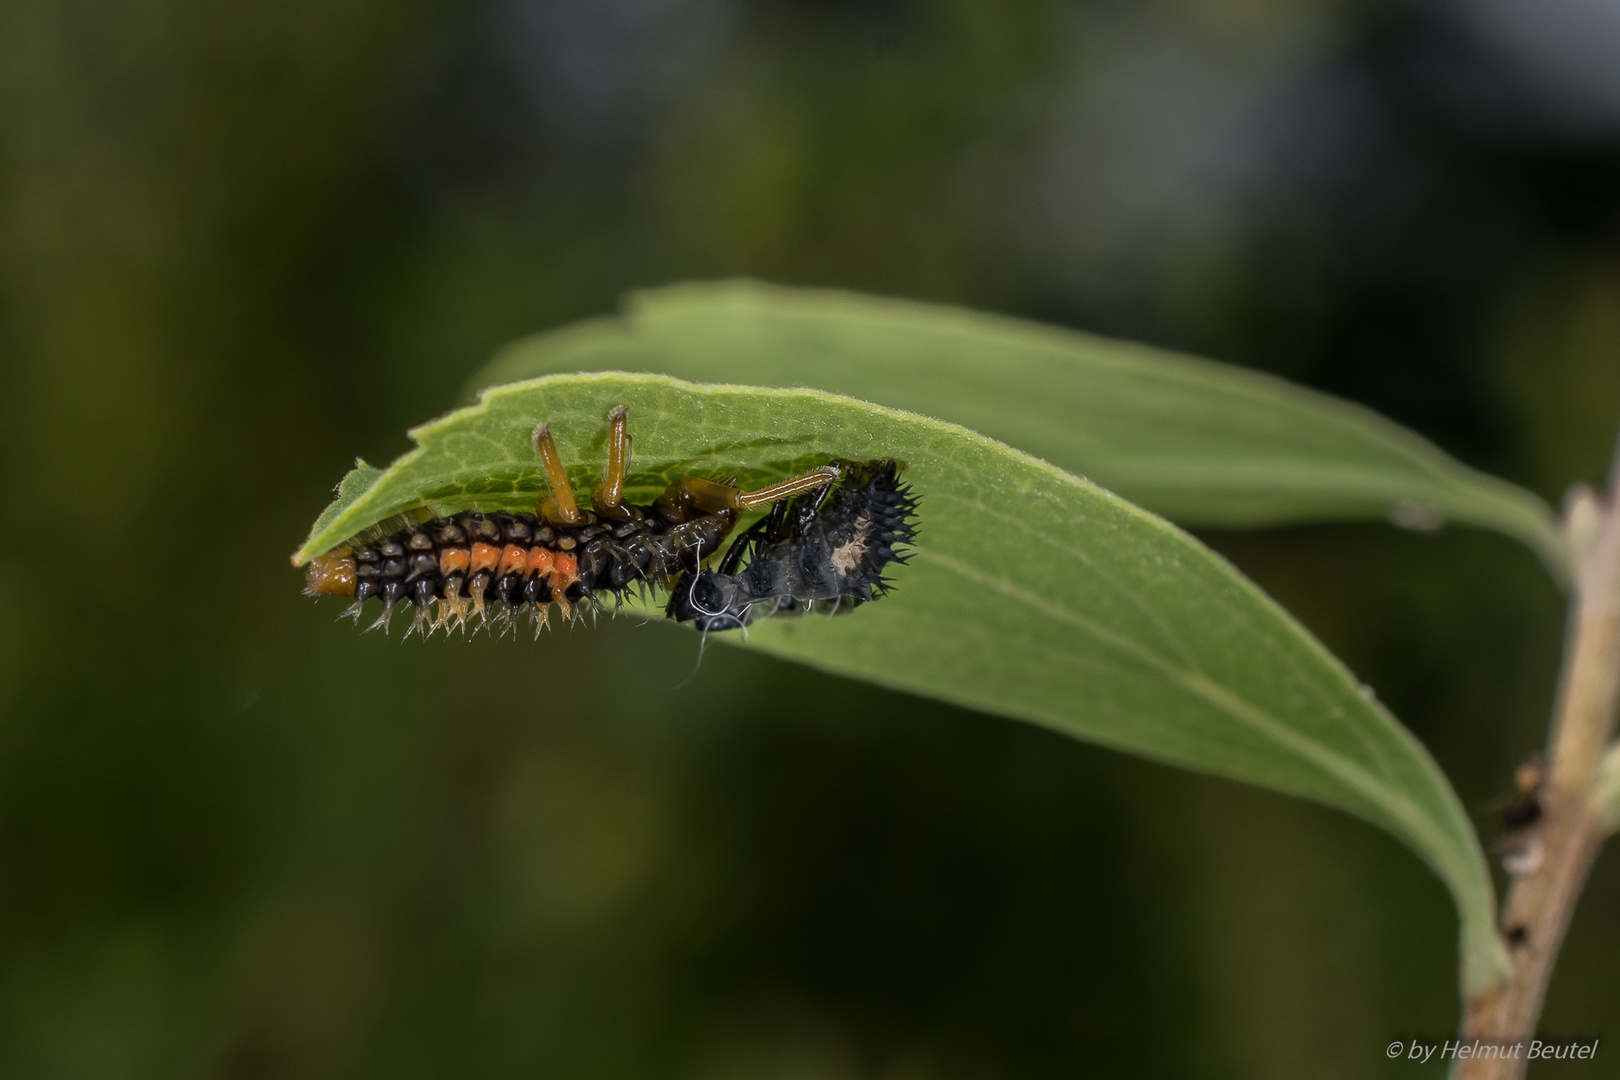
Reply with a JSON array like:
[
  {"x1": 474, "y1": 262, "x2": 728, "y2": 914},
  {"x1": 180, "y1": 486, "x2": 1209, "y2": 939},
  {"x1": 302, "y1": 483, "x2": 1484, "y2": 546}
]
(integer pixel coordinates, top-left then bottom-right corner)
[{"x1": 3, "y1": 0, "x2": 1619, "y2": 1077}]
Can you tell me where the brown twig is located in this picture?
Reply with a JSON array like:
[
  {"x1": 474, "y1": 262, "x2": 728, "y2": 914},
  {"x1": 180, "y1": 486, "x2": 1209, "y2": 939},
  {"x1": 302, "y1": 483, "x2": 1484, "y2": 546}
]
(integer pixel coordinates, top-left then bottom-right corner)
[{"x1": 1457, "y1": 435, "x2": 1620, "y2": 1080}]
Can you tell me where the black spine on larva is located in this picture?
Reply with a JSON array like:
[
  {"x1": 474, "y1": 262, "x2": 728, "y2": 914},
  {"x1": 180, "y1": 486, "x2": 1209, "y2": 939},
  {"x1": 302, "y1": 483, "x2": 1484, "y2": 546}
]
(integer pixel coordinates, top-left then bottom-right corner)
[{"x1": 666, "y1": 460, "x2": 918, "y2": 632}]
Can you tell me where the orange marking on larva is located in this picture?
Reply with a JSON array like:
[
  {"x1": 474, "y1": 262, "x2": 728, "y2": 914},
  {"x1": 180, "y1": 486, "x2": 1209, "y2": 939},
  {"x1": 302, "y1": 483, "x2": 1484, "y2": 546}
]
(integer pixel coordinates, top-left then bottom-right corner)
[
  {"x1": 498, "y1": 544, "x2": 529, "y2": 576},
  {"x1": 303, "y1": 549, "x2": 357, "y2": 597},
  {"x1": 439, "y1": 547, "x2": 470, "y2": 576},
  {"x1": 548, "y1": 550, "x2": 580, "y2": 595},
  {"x1": 526, "y1": 547, "x2": 554, "y2": 576},
  {"x1": 470, "y1": 542, "x2": 500, "y2": 574}
]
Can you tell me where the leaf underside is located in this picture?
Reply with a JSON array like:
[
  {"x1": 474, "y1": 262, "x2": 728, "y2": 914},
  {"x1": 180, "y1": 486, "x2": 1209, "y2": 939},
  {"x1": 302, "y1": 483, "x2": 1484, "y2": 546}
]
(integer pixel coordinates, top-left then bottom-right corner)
[
  {"x1": 471, "y1": 280, "x2": 1568, "y2": 580},
  {"x1": 296, "y1": 372, "x2": 1508, "y2": 994}
]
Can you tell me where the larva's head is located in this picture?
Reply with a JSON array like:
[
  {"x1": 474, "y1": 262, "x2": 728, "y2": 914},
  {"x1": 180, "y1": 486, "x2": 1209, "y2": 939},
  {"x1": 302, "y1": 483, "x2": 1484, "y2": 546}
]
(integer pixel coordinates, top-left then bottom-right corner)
[
  {"x1": 303, "y1": 548, "x2": 358, "y2": 597},
  {"x1": 665, "y1": 570, "x2": 754, "y2": 631}
]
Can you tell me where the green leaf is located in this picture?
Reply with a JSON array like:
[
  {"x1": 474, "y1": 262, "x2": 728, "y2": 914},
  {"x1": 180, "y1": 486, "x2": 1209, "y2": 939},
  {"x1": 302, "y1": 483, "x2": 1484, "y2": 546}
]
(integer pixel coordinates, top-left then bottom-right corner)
[
  {"x1": 295, "y1": 459, "x2": 384, "y2": 564},
  {"x1": 296, "y1": 371, "x2": 1510, "y2": 994},
  {"x1": 1595, "y1": 742, "x2": 1620, "y2": 835},
  {"x1": 471, "y1": 280, "x2": 1569, "y2": 580}
]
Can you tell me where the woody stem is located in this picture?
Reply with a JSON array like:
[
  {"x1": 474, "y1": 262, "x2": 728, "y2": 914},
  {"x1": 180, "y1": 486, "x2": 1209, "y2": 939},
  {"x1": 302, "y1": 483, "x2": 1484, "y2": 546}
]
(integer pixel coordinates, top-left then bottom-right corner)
[{"x1": 1457, "y1": 433, "x2": 1620, "y2": 1080}]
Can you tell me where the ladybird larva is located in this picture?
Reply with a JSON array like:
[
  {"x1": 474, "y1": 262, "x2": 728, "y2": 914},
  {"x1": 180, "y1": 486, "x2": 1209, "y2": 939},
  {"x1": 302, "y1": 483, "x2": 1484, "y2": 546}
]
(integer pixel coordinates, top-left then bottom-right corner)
[{"x1": 299, "y1": 406, "x2": 918, "y2": 637}]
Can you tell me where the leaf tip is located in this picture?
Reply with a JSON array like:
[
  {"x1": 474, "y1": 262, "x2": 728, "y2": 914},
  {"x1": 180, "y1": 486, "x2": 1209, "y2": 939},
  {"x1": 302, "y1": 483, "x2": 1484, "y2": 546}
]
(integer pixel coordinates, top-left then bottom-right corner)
[{"x1": 1461, "y1": 925, "x2": 1514, "y2": 999}]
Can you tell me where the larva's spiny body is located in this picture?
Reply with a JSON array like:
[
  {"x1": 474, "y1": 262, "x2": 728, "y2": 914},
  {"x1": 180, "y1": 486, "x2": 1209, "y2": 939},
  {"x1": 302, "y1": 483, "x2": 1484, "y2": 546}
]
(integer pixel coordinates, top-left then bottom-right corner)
[
  {"x1": 304, "y1": 504, "x2": 735, "y2": 636},
  {"x1": 300, "y1": 406, "x2": 918, "y2": 637}
]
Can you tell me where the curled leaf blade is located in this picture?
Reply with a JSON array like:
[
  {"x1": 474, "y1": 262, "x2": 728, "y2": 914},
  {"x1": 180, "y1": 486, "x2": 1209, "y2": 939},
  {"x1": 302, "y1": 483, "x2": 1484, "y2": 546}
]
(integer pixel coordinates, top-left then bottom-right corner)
[{"x1": 297, "y1": 372, "x2": 1509, "y2": 994}]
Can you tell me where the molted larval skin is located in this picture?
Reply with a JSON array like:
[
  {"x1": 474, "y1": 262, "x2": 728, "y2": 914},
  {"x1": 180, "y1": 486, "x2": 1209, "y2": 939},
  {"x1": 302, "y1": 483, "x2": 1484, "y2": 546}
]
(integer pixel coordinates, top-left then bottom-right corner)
[{"x1": 667, "y1": 460, "x2": 919, "y2": 632}]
